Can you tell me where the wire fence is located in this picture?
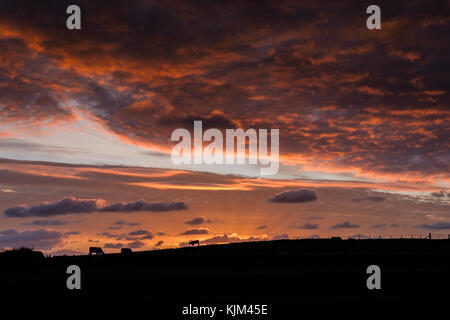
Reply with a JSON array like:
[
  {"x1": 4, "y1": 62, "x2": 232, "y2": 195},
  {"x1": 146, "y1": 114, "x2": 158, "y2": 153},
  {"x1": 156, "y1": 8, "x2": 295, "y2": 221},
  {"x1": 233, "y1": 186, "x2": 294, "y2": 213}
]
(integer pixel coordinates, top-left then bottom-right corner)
[{"x1": 290, "y1": 233, "x2": 450, "y2": 240}]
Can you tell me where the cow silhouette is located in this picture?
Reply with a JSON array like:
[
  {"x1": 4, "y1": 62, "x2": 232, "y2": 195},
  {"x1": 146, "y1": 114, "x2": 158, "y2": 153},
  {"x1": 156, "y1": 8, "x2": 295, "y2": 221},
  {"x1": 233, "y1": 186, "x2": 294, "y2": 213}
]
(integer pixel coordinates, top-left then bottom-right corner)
[
  {"x1": 89, "y1": 247, "x2": 104, "y2": 255},
  {"x1": 121, "y1": 248, "x2": 132, "y2": 254},
  {"x1": 189, "y1": 240, "x2": 200, "y2": 247}
]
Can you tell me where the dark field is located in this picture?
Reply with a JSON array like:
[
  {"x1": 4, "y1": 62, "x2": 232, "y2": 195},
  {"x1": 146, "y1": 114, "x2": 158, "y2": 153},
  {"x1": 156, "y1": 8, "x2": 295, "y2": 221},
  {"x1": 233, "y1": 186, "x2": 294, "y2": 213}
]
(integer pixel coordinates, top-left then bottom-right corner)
[{"x1": 1, "y1": 239, "x2": 449, "y2": 317}]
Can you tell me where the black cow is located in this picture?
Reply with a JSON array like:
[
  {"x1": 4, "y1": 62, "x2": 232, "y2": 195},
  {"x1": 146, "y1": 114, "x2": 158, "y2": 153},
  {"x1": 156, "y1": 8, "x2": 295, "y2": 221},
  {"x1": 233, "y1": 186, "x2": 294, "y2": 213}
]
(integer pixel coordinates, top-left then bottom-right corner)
[
  {"x1": 89, "y1": 247, "x2": 104, "y2": 255},
  {"x1": 121, "y1": 248, "x2": 132, "y2": 254},
  {"x1": 189, "y1": 240, "x2": 200, "y2": 247}
]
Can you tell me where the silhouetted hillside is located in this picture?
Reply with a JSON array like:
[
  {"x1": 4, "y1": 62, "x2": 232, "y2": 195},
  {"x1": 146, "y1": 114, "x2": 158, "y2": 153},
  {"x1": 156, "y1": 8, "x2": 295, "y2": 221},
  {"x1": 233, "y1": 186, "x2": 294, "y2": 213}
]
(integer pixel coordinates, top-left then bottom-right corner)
[
  {"x1": 2, "y1": 239, "x2": 449, "y2": 317},
  {"x1": 0, "y1": 247, "x2": 44, "y2": 261}
]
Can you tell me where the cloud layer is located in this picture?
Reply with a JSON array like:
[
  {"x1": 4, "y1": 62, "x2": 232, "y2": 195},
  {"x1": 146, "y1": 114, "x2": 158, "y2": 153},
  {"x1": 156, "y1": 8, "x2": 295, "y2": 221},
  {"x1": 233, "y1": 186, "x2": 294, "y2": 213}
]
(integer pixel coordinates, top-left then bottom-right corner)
[
  {"x1": 417, "y1": 222, "x2": 450, "y2": 230},
  {"x1": 0, "y1": 229, "x2": 63, "y2": 250},
  {"x1": 184, "y1": 216, "x2": 212, "y2": 226},
  {"x1": 180, "y1": 228, "x2": 210, "y2": 235},
  {"x1": 330, "y1": 221, "x2": 360, "y2": 229},
  {"x1": 4, "y1": 197, "x2": 188, "y2": 217},
  {"x1": 0, "y1": 0, "x2": 448, "y2": 185},
  {"x1": 269, "y1": 189, "x2": 318, "y2": 203},
  {"x1": 295, "y1": 223, "x2": 319, "y2": 230}
]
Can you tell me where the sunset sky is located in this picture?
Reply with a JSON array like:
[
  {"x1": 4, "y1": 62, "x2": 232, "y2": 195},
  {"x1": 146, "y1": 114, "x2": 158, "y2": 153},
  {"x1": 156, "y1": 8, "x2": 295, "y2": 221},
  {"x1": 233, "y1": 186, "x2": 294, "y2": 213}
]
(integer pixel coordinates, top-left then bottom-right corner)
[{"x1": 0, "y1": 0, "x2": 449, "y2": 255}]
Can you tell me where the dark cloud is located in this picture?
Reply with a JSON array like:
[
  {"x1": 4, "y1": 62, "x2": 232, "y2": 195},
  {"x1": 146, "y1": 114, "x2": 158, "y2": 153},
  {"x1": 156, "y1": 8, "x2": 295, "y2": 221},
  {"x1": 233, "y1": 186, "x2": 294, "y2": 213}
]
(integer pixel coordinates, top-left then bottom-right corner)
[
  {"x1": 0, "y1": 39, "x2": 74, "y2": 128},
  {"x1": 180, "y1": 228, "x2": 210, "y2": 235},
  {"x1": 268, "y1": 189, "x2": 317, "y2": 203},
  {"x1": 112, "y1": 220, "x2": 141, "y2": 227},
  {"x1": 23, "y1": 219, "x2": 70, "y2": 226},
  {"x1": 156, "y1": 232, "x2": 166, "y2": 236},
  {"x1": 330, "y1": 221, "x2": 360, "y2": 229},
  {"x1": 0, "y1": 229, "x2": 63, "y2": 250},
  {"x1": 295, "y1": 223, "x2": 319, "y2": 230},
  {"x1": 0, "y1": 230, "x2": 18, "y2": 235},
  {"x1": 184, "y1": 216, "x2": 212, "y2": 226},
  {"x1": 127, "y1": 240, "x2": 145, "y2": 249},
  {"x1": 390, "y1": 224, "x2": 400, "y2": 228},
  {"x1": 4, "y1": 197, "x2": 101, "y2": 217},
  {"x1": 64, "y1": 231, "x2": 80, "y2": 236},
  {"x1": 98, "y1": 229, "x2": 154, "y2": 241},
  {"x1": 4, "y1": 197, "x2": 188, "y2": 217},
  {"x1": 128, "y1": 230, "x2": 154, "y2": 239},
  {"x1": 370, "y1": 224, "x2": 388, "y2": 229},
  {"x1": 97, "y1": 231, "x2": 119, "y2": 239},
  {"x1": 104, "y1": 239, "x2": 146, "y2": 249},
  {"x1": 256, "y1": 225, "x2": 267, "y2": 230},
  {"x1": 272, "y1": 234, "x2": 289, "y2": 240},
  {"x1": 352, "y1": 196, "x2": 385, "y2": 202},
  {"x1": 155, "y1": 240, "x2": 164, "y2": 247},
  {"x1": 128, "y1": 229, "x2": 151, "y2": 236},
  {"x1": 417, "y1": 222, "x2": 450, "y2": 230},
  {"x1": 99, "y1": 200, "x2": 188, "y2": 213},
  {"x1": 104, "y1": 243, "x2": 123, "y2": 249}
]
